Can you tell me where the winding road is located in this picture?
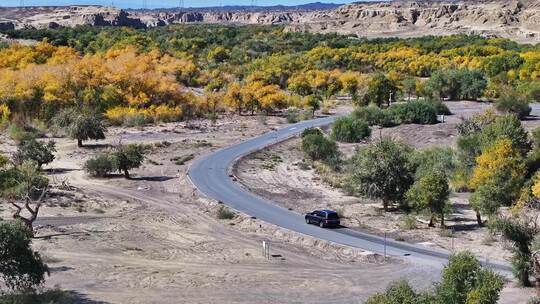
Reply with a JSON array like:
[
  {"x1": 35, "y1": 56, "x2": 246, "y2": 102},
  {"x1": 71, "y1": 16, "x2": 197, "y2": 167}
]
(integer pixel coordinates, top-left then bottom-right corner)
[{"x1": 188, "y1": 116, "x2": 511, "y2": 272}]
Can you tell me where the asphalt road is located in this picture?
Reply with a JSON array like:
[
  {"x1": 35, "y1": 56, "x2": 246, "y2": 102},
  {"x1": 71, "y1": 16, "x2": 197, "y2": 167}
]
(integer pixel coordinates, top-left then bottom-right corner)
[{"x1": 188, "y1": 116, "x2": 511, "y2": 272}]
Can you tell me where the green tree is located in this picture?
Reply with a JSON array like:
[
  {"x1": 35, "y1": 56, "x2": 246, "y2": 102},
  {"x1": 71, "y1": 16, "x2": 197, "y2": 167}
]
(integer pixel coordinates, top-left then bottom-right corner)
[
  {"x1": 304, "y1": 94, "x2": 321, "y2": 115},
  {"x1": 479, "y1": 114, "x2": 531, "y2": 155},
  {"x1": 406, "y1": 170, "x2": 450, "y2": 227},
  {"x1": 55, "y1": 108, "x2": 106, "y2": 147},
  {"x1": 457, "y1": 69, "x2": 487, "y2": 101},
  {"x1": 366, "y1": 251, "x2": 503, "y2": 304},
  {"x1": 470, "y1": 171, "x2": 522, "y2": 223},
  {"x1": 111, "y1": 144, "x2": 146, "y2": 179},
  {"x1": 331, "y1": 116, "x2": 371, "y2": 143},
  {"x1": 412, "y1": 146, "x2": 455, "y2": 179},
  {"x1": 349, "y1": 138, "x2": 416, "y2": 211},
  {"x1": 0, "y1": 221, "x2": 48, "y2": 293},
  {"x1": 402, "y1": 77, "x2": 417, "y2": 101},
  {"x1": 366, "y1": 73, "x2": 397, "y2": 107},
  {"x1": 434, "y1": 251, "x2": 504, "y2": 304},
  {"x1": 13, "y1": 139, "x2": 56, "y2": 170}
]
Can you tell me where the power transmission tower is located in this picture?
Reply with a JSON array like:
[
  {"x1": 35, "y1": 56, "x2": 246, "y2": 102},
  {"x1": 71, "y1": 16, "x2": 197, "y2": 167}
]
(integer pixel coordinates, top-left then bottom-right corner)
[
  {"x1": 20, "y1": 0, "x2": 24, "y2": 7},
  {"x1": 178, "y1": 0, "x2": 184, "y2": 8},
  {"x1": 142, "y1": 0, "x2": 147, "y2": 9}
]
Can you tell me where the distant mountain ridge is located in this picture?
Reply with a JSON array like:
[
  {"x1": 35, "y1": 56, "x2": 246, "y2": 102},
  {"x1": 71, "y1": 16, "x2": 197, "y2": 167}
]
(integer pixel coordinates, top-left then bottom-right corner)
[
  {"x1": 3, "y1": 1, "x2": 540, "y2": 43},
  {"x1": 134, "y1": 2, "x2": 342, "y2": 13}
]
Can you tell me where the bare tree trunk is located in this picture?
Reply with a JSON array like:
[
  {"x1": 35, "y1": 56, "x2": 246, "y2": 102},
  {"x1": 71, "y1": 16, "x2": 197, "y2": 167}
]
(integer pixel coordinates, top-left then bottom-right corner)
[
  {"x1": 11, "y1": 200, "x2": 42, "y2": 235},
  {"x1": 476, "y1": 210, "x2": 483, "y2": 227},
  {"x1": 440, "y1": 212, "x2": 445, "y2": 228},
  {"x1": 124, "y1": 169, "x2": 130, "y2": 179},
  {"x1": 522, "y1": 268, "x2": 532, "y2": 287},
  {"x1": 77, "y1": 139, "x2": 83, "y2": 147},
  {"x1": 428, "y1": 215, "x2": 435, "y2": 228}
]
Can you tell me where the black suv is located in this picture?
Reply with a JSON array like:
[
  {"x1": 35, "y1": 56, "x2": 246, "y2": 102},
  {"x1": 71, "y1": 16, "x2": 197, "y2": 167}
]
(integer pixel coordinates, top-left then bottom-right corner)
[{"x1": 305, "y1": 210, "x2": 340, "y2": 228}]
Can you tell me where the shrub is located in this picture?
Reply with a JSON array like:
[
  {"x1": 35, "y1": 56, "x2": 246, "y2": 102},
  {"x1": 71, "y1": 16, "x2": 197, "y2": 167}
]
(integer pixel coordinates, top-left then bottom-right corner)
[
  {"x1": 331, "y1": 116, "x2": 371, "y2": 143},
  {"x1": 495, "y1": 91, "x2": 531, "y2": 119},
  {"x1": 123, "y1": 113, "x2": 148, "y2": 127},
  {"x1": 301, "y1": 127, "x2": 323, "y2": 138},
  {"x1": 430, "y1": 100, "x2": 452, "y2": 115},
  {"x1": 351, "y1": 106, "x2": 393, "y2": 126},
  {"x1": 0, "y1": 288, "x2": 76, "y2": 304},
  {"x1": 8, "y1": 124, "x2": 37, "y2": 144},
  {"x1": 301, "y1": 132, "x2": 339, "y2": 163},
  {"x1": 84, "y1": 154, "x2": 114, "y2": 177},
  {"x1": 286, "y1": 107, "x2": 300, "y2": 123},
  {"x1": 217, "y1": 205, "x2": 235, "y2": 220},
  {"x1": 532, "y1": 127, "x2": 540, "y2": 148},
  {"x1": 171, "y1": 154, "x2": 194, "y2": 166},
  {"x1": 387, "y1": 101, "x2": 438, "y2": 125},
  {"x1": 401, "y1": 215, "x2": 417, "y2": 230}
]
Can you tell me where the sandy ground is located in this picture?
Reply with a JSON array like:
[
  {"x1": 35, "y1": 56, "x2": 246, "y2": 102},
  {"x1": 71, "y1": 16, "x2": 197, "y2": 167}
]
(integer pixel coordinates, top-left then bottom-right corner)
[{"x1": 0, "y1": 104, "x2": 534, "y2": 303}]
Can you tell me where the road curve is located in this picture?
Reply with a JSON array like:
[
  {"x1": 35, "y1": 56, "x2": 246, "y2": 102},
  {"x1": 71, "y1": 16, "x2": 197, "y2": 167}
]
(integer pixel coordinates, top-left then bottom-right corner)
[{"x1": 188, "y1": 116, "x2": 511, "y2": 272}]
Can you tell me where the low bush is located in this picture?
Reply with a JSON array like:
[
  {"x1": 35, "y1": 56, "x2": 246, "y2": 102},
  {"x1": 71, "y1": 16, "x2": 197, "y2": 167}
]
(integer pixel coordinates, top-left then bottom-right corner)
[
  {"x1": 301, "y1": 132, "x2": 339, "y2": 162},
  {"x1": 8, "y1": 124, "x2": 38, "y2": 143},
  {"x1": 301, "y1": 127, "x2": 323, "y2": 138},
  {"x1": 430, "y1": 100, "x2": 452, "y2": 115},
  {"x1": 171, "y1": 154, "x2": 194, "y2": 165},
  {"x1": 387, "y1": 101, "x2": 438, "y2": 125},
  {"x1": 286, "y1": 107, "x2": 300, "y2": 123},
  {"x1": 352, "y1": 106, "x2": 384, "y2": 125},
  {"x1": 0, "y1": 289, "x2": 76, "y2": 304},
  {"x1": 84, "y1": 154, "x2": 114, "y2": 177},
  {"x1": 331, "y1": 116, "x2": 371, "y2": 143},
  {"x1": 495, "y1": 91, "x2": 531, "y2": 119},
  {"x1": 217, "y1": 205, "x2": 235, "y2": 220},
  {"x1": 401, "y1": 215, "x2": 417, "y2": 230}
]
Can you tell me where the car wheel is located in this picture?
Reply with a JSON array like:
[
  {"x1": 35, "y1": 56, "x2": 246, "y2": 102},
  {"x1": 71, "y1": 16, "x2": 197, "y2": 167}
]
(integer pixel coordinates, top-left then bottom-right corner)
[
  {"x1": 319, "y1": 221, "x2": 325, "y2": 228},
  {"x1": 305, "y1": 218, "x2": 310, "y2": 224}
]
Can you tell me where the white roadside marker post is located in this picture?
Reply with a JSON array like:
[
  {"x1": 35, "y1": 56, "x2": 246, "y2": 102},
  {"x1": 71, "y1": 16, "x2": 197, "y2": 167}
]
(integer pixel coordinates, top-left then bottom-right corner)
[{"x1": 384, "y1": 232, "x2": 387, "y2": 261}]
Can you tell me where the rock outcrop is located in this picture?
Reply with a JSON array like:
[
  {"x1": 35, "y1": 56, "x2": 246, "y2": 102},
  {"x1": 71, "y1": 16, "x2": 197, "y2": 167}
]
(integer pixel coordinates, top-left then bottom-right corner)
[{"x1": 3, "y1": 1, "x2": 540, "y2": 43}]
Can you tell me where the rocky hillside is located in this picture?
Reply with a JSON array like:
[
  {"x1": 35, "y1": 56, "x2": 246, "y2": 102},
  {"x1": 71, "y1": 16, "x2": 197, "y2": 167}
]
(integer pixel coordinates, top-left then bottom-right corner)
[
  {"x1": 2, "y1": 1, "x2": 540, "y2": 43},
  {"x1": 288, "y1": 0, "x2": 540, "y2": 43}
]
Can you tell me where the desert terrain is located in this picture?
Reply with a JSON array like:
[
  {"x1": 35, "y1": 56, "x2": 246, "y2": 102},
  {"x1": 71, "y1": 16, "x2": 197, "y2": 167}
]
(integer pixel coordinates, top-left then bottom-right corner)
[
  {"x1": 0, "y1": 103, "x2": 533, "y2": 303},
  {"x1": 4, "y1": 1, "x2": 540, "y2": 43}
]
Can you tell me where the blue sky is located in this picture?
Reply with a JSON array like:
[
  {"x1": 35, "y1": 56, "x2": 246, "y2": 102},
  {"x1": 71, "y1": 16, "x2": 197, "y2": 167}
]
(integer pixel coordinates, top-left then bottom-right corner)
[{"x1": 1, "y1": 0, "x2": 356, "y2": 9}]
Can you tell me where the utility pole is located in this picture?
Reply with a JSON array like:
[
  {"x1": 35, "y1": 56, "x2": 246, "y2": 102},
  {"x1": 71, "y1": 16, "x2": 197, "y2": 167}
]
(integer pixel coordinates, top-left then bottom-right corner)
[
  {"x1": 178, "y1": 0, "x2": 184, "y2": 8},
  {"x1": 142, "y1": 0, "x2": 147, "y2": 9},
  {"x1": 19, "y1": 0, "x2": 24, "y2": 7}
]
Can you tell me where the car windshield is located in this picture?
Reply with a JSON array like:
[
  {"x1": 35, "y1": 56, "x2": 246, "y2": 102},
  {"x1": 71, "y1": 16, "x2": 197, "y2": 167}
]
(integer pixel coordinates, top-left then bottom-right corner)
[{"x1": 327, "y1": 213, "x2": 339, "y2": 219}]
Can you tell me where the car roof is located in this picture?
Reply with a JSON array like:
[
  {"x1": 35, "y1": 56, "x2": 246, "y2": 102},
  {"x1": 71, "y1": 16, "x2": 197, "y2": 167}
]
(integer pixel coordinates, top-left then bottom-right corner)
[{"x1": 320, "y1": 209, "x2": 337, "y2": 214}]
